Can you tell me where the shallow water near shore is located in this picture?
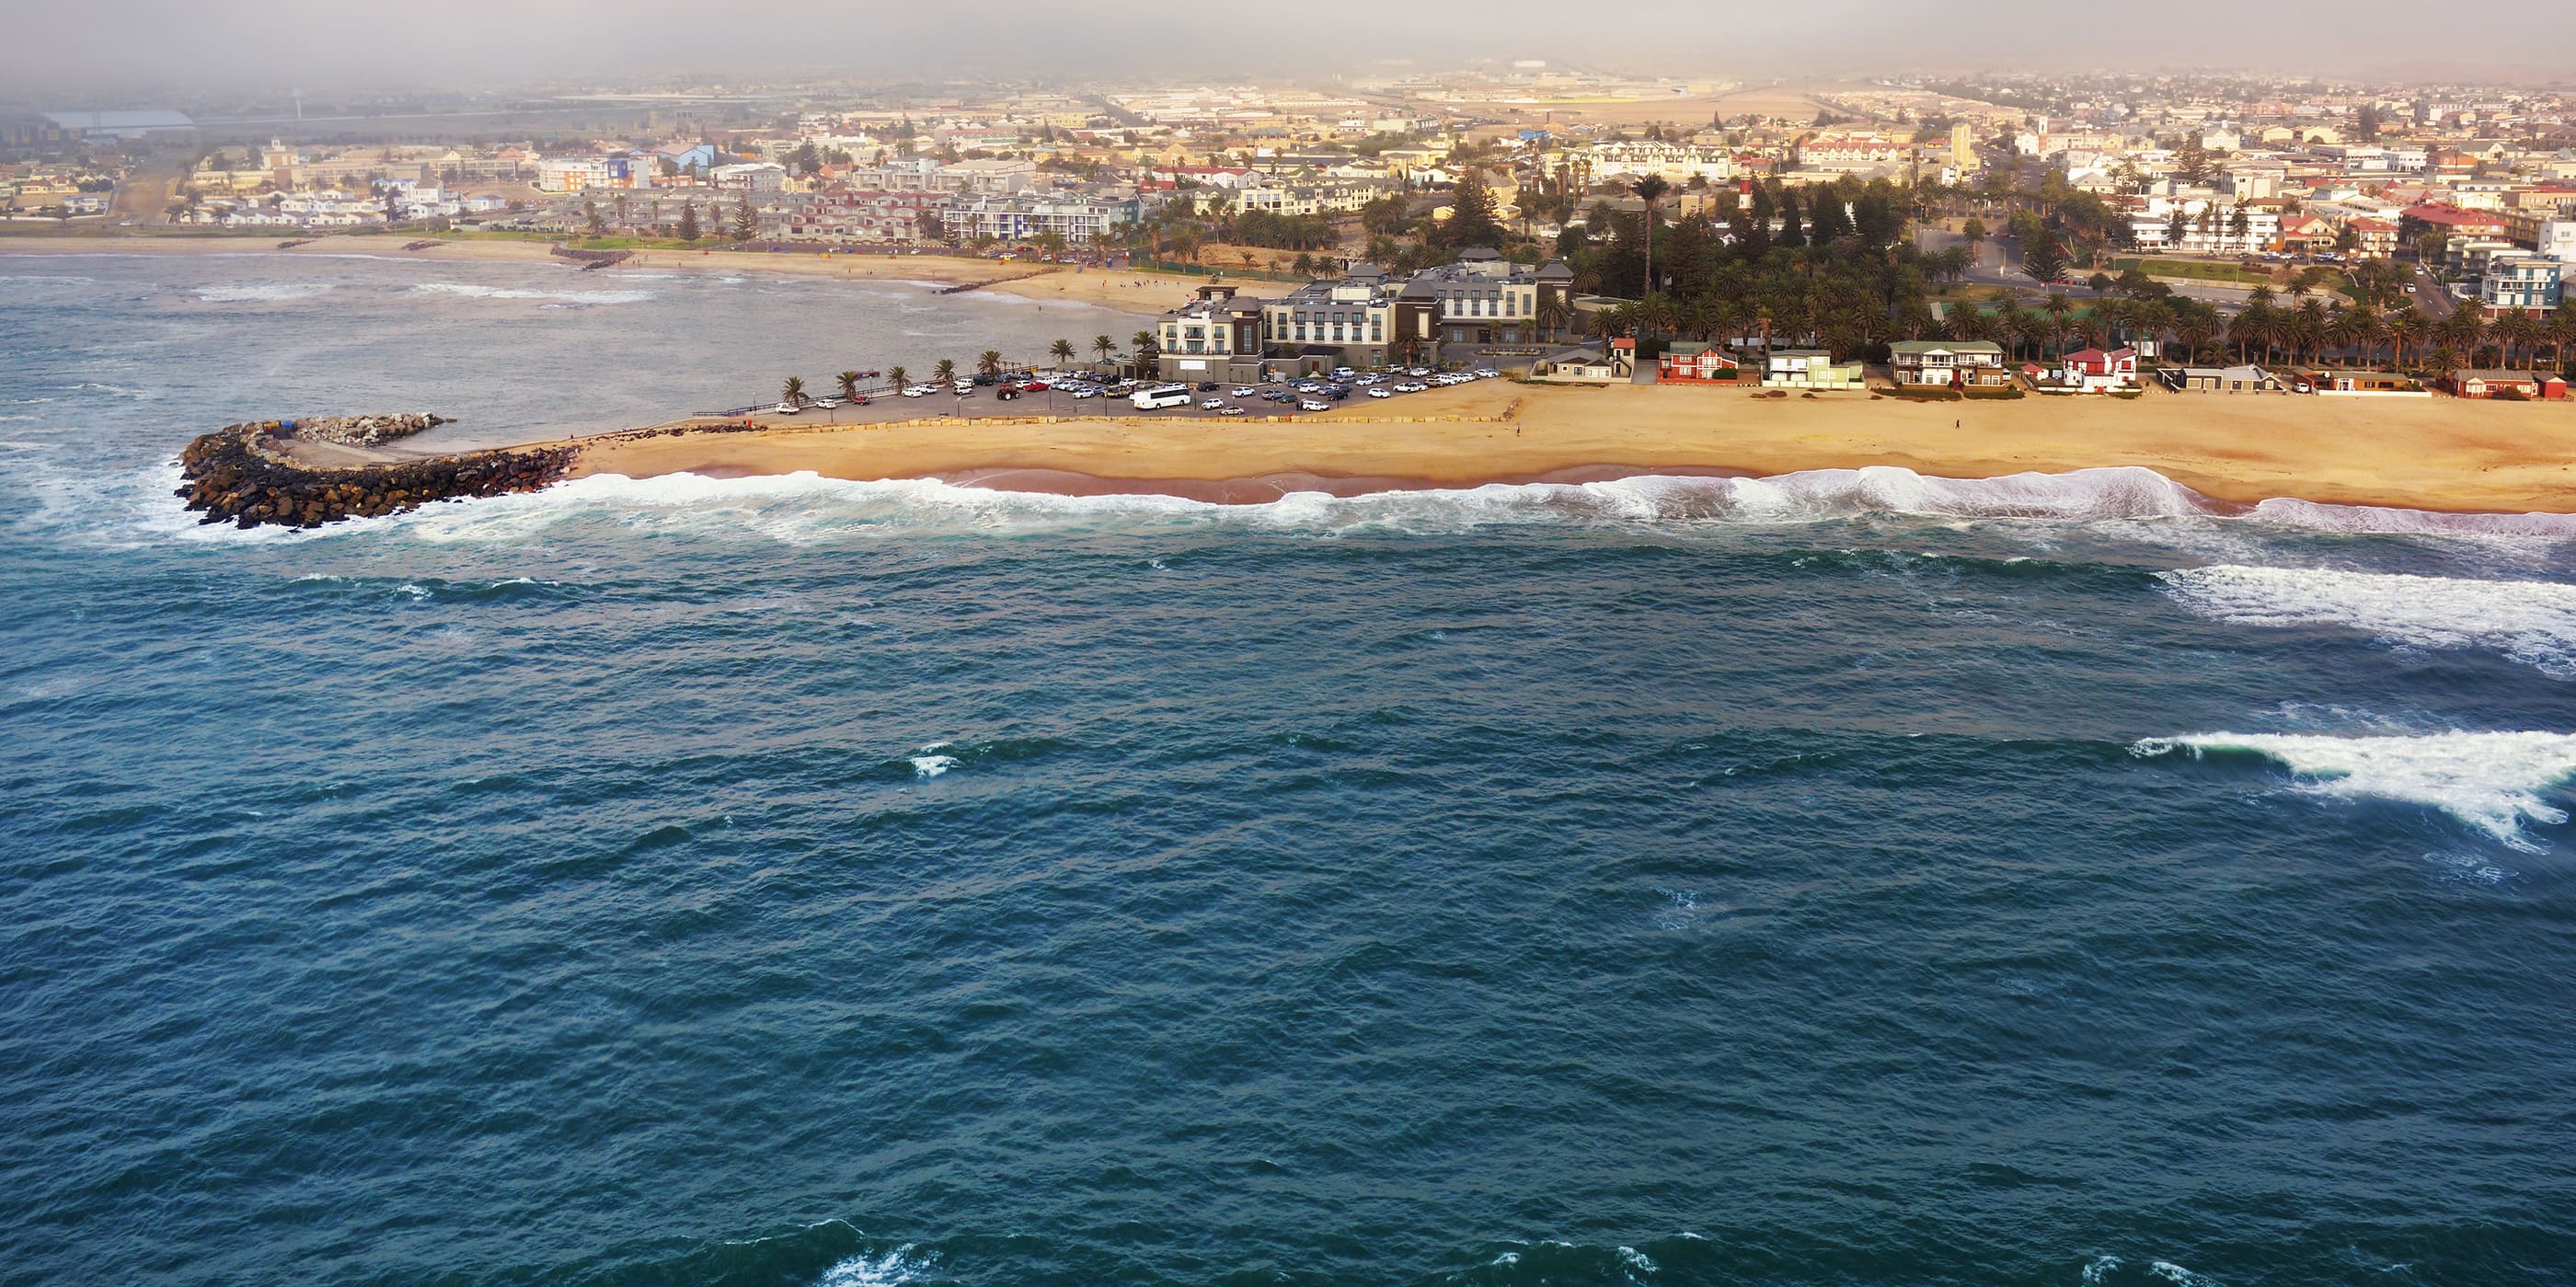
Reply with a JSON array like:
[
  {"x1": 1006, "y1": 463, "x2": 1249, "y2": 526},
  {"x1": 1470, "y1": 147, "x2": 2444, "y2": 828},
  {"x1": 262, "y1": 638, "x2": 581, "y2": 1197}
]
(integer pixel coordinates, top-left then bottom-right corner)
[{"x1": 6, "y1": 255, "x2": 2576, "y2": 1287}]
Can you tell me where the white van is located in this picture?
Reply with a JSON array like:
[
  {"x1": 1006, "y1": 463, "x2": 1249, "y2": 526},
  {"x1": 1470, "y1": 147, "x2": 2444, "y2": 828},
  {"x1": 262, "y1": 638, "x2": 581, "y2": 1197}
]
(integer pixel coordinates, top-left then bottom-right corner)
[{"x1": 1131, "y1": 383, "x2": 1191, "y2": 410}]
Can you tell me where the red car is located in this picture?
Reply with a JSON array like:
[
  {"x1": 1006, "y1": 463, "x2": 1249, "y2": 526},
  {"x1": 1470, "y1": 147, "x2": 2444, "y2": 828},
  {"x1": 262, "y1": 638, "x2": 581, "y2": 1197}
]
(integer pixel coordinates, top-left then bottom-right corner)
[{"x1": 1020, "y1": 380, "x2": 1050, "y2": 391}]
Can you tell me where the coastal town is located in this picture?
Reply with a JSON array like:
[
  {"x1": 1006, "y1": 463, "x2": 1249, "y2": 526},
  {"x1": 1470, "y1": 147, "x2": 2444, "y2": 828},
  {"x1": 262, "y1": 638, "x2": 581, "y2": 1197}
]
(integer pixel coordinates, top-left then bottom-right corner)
[{"x1": 13, "y1": 66, "x2": 2576, "y2": 408}]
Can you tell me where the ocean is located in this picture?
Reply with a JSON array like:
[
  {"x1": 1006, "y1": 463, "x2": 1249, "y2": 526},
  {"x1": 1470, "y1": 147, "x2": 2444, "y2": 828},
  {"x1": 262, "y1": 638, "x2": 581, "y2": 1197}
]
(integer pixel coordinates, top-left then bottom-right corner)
[{"x1": 5, "y1": 252, "x2": 2575, "y2": 1287}]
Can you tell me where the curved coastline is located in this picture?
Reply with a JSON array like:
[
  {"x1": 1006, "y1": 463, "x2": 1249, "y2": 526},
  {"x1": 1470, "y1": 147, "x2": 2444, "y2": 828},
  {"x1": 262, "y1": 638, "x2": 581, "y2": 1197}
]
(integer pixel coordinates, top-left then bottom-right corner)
[{"x1": 552, "y1": 379, "x2": 2576, "y2": 519}]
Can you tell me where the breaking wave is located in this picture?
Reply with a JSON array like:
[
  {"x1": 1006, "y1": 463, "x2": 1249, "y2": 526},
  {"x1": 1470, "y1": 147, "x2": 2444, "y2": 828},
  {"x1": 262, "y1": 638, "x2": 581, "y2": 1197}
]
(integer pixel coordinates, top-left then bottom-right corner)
[
  {"x1": 410, "y1": 282, "x2": 654, "y2": 305},
  {"x1": 814, "y1": 1245, "x2": 931, "y2": 1286},
  {"x1": 300, "y1": 465, "x2": 2576, "y2": 545},
  {"x1": 2159, "y1": 565, "x2": 2576, "y2": 677},
  {"x1": 2133, "y1": 730, "x2": 2576, "y2": 847}
]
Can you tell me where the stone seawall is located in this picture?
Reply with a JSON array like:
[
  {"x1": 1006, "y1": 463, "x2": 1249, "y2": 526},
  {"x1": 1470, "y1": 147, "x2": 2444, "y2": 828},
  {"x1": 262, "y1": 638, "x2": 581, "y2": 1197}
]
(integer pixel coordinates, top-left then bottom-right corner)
[{"x1": 177, "y1": 420, "x2": 577, "y2": 529}]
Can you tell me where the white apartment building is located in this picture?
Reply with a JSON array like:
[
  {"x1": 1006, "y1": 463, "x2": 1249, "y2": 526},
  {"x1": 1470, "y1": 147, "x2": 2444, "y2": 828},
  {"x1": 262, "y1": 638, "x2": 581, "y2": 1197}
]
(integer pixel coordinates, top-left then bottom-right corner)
[
  {"x1": 2126, "y1": 201, "x2": 2280, "y2": 255},
  {"x1": 1572, "y1": 141, "x2": 1736, "y2": 185},
  {"x1": 948, "y1": 194, "x2": 1133, "y2": 244}
]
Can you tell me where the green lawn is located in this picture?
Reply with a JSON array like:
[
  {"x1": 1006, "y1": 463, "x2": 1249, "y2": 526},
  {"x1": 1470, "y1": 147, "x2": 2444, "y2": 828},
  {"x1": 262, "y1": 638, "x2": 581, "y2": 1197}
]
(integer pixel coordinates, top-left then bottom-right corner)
[{"x1": 2110, "y1": 257, "x2": 2275, "y2": 287}]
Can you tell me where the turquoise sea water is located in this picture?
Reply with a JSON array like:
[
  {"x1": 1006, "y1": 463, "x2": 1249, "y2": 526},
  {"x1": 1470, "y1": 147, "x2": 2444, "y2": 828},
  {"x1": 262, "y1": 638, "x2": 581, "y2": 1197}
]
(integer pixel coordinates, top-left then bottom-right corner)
[{"x1": 6, "y1": 254, "x2": 2576, "y2": 1287}]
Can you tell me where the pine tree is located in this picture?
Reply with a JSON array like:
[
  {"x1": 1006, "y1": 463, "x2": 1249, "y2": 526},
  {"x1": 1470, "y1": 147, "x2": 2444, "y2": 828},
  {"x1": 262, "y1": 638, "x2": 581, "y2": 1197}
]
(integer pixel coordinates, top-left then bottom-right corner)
[
  {"x1": 678, "y1": 201, "x2": 699, "y2": 242},
  {"x1": 734, "y1": 192, "x2": 756, "y2": 241},
  {"x1": 1442, "y1": 170, "x2": 1504, "y2": 254}
]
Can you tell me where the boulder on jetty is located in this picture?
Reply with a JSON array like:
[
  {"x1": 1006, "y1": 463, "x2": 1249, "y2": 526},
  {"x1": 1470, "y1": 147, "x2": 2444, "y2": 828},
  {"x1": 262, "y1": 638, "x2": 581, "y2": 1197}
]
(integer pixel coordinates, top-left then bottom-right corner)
[
  {"x1": 291, "y1": 412, "x2": 451, "y2": 447},
  {"x1": 175, "y1": 419, "x2": 575, "y2": 530}
]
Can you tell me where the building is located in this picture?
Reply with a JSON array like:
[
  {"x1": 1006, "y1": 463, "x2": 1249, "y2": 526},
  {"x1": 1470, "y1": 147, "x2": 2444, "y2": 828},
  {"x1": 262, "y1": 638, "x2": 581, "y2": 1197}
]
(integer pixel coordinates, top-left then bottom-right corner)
[
  {"x1": 2400, "y1": 202, "x2": 2510, "y2": 242},
  {"x1": 948, "y1": 193, "x2": 1134, "y2": 244},
  {"x1": 2042, "y1": 346, "x2": 2140, "y2": 394},
  {"x1": 536, "y1": 157, "x2": 613, "y2": 193},
  {"x1": 1656, "y1": 341, "x2": 1742, "y2": 383},
  {"x1": 1262, "y1": 267, "x2": 1401, "y2": 370},
  {"x1": 2294, "y1": 368, "x2": 2429, "y2": 396},
  {"x1": 1391, "y1": 251, "x2": 1575, "y2": 351},
  {"x1": 1572, "y1": 141, "x2": 1736, "y2": 185},
  {"x1": 776, "y1": 189, "x2": 948, "y2": 242},
  {"x1": 709, "y1": 163, "x2": 787, "y2": 194},
  {"x1": 2480, "y1": 254, "x2": 2562, "y2": 314},
  {"x1": 1533, "y1": 339, "x2": 1634, "y2": 384},
  {"x1": 1764, "y1": 349, "x2": 1867, "y2": 390},
  {"x1": 2445, "y1": 369, "x2": 2570, "y2": 399},
  {"x1": 2158, "y1": 363, "x2": 2287, "y2": 393},
  {"x1": 2348, "y1": 217, "x2": 2399, "y2": 259},
  {"x1": 1156, "y1": 285, "x2": 1270, "y2": 382},
  {"x1": 1888, "y1": 339, "x2": 2008, "y2": 387}
]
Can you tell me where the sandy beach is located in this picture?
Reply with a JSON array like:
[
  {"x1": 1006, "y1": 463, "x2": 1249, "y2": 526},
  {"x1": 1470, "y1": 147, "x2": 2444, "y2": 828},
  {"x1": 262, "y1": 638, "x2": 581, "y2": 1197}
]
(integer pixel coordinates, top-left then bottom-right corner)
[
  {"x1": 0, "y1": 231, "x2": 1182, "y2": 315},
  {"x1": 569, "y1": 381, "x2": 2576, "y2": 515},
  {"x1": 16, "y1": 231, "x2": 2571, "y2": 513}
]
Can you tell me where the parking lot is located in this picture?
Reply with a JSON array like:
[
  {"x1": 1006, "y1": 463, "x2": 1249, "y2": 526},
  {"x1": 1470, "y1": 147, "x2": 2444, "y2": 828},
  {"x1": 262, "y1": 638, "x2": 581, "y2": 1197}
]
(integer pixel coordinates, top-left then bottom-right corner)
[{"x1": 729, "y1": 367, "x2": 1510, "y2": 431}]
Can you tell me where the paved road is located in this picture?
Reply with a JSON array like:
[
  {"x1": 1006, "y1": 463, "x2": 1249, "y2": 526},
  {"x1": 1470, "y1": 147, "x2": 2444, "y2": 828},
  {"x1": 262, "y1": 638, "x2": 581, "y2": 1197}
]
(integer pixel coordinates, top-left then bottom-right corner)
[{"x1": 2404, "y1": 264, "x2": 2455, "y2": 319}]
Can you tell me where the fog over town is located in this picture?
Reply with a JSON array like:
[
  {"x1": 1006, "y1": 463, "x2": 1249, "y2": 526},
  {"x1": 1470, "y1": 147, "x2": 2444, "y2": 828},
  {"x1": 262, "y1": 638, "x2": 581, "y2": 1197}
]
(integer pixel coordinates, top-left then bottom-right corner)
[{"x1": 8, "y1": 0, "x2": 2576, "y2": 93}]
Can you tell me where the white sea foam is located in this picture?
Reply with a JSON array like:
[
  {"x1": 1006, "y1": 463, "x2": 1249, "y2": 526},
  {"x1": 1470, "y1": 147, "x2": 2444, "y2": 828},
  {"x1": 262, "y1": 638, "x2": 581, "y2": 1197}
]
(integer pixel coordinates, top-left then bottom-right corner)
[
  {"x1": 2148, "y1": 1262, "x2": 2223, "y2": 1287},
  {"x1": 815, "y1": 1245, "x2": 930, "y2": 1287},
  {"x1": 194, "y1": 282, "x2": 334, "y2": 304},
  {"x1": 409, "y1": 282, "x2": 653, "y2": 305},
  {"x1": 910, "y1": 754, "x2": 960, "y2": 778},
  {"x1": 2249, "y1": 496, "x2": 2576, "y2": 537},
  {"x1": 2133, "y1": 730, "x2": 2576, "y2": 847},
  {"x1": 2159, "y1": 565, "x2": 2576, "y2": 678}
]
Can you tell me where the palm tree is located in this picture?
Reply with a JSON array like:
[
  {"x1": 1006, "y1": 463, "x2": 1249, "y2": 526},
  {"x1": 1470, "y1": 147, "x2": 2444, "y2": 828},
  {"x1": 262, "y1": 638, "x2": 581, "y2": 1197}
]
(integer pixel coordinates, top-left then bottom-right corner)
[
  {"x1": 837, "y1": 370, "x2": 862, "y2": 401},
  {"x1": 781, "y1": 375, "x2": 806, "y2": 408},
  {"x1": 977, "y1": 350, "x2": 1005, "y2": 381},
  {"x1": 888, "y1": 364, "x2": 910, "y2": 393},
  {"x1": 1535, "y1": 295, "x2": 1570, "y2": 345},
  {"x1": 1050, "y1": 338, "x2": 1076, "y2": 369},
  {"x1": 2043, "y1": 292, "x2": 2074, "y2": 359},
  {"x1": 933, "y1": 358, "x2": 957, "y2": 385},
  {"x1": 2437, "y1": 310, "x2": 2487, "y2": 369},
  {"x1": 2494, "y1": 307, "x2": 2542, "y2": 369},
  {"x1": 1092, "y1": 334, "x2": 1117, "y2": 368},
  {"x1": 2385, "y1": 310, "x2": 2421, "y2": 373},
  {"x1": 2544, "y1": 308, "x2": 2576, "y2": 373},
  {"x1": 2172, "y1": 306, "x2": 2218, "y2": 366},
  {"x1": 1630, "y1": 175, "x2": 1672, "y2": 298},
  {"x1": 1635, "y1": 293, "x2": 1679, "y2": 342}
]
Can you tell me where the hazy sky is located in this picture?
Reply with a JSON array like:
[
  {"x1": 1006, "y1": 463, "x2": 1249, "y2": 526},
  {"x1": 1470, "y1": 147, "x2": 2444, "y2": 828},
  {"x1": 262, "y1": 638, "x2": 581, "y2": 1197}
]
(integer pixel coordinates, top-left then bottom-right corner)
[{"x1": 8, "y1": 0, "x2": 2576, "y2": 98}]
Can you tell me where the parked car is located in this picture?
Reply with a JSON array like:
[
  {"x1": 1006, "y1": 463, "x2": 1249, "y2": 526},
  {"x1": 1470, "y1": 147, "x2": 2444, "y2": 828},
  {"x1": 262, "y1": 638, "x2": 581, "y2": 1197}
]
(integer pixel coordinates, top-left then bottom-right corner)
[
  {"x1": 1198, "y1": 381, "x2": 1221, "y2": 392},
  {"x1": 1202, "y1": 397, "x2": 1228, "y2": 410},
  {"x1": 1367, "y1": 387, "x2": 1393, "y2": 399},
  {"x1": 1299, "y1": 398, "x2": 1331, "y2": 411},
  {"x1": 1218, "y1": 406, "x2": 1247, "y2": 418},
  {"x1": 773, "y1": 402, "x2": 800, "y2": 415},
  {"x1": 1071, "y1": 387, "x2": 1100, "y2": 399},
  {"x1": 1230, "y1": 386, "x2": 1257, "y2": 397},
  {"x1": 813, "y1": 397, "x2": 841, "y2": 410}
]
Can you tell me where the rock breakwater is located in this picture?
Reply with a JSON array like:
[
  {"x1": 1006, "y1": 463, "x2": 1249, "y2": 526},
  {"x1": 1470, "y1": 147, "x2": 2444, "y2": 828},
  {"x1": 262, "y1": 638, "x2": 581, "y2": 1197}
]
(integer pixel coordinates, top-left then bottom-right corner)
[
  {"x1": 177, "y1": 420, "x2": 575, "y2": 529},
  {"x1": 291, "y1": 412, "x2": 452, "y2": 447}
]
